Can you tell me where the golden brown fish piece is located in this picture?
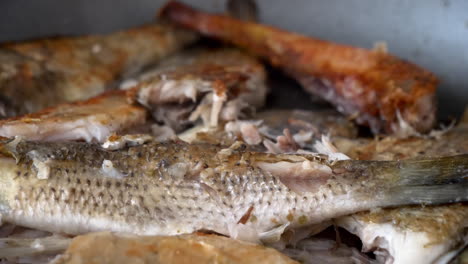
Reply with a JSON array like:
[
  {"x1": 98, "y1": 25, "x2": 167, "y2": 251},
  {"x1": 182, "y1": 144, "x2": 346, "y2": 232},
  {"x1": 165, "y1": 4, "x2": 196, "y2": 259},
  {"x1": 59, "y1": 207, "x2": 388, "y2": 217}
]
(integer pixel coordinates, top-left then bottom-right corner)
[
  {"x1": 126, "y1": 47, "x2": 267, "y2": 131},
  {"x1": 160, "y1": 1, "x2": 438, "y2": 134},
  {"x1": 0, "y1": 47, "x2": 267, "y2": 142},
  {"x1": 0, "y1": 90, "x2": 147, "y2": 142},
  {"x1": 335, "y1": 109, "x2": 468, "y2": 160},
  {"x1": 333, "y1": 110, "x2": 468, "y2": 264},
  {"x1": 0, "y1": 22, "x2": 197, "y2": 118},
  {"x1": 52, "y1": 232, "x2": 297, "y2": 264}
]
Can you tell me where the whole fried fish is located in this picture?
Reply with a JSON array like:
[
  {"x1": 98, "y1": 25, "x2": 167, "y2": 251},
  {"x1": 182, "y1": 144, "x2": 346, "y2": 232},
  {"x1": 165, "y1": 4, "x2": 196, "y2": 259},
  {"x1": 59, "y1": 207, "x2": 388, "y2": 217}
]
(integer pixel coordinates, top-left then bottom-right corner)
[
  {"x1": 0, "y1": 139, "x2": 466, "y2": 242},
  {"x1": 160, "y1": 1, "x2": 438, "y2": 134},
  {"x1": 0, "y1": 22, "x2": 197, "y2": 118}
]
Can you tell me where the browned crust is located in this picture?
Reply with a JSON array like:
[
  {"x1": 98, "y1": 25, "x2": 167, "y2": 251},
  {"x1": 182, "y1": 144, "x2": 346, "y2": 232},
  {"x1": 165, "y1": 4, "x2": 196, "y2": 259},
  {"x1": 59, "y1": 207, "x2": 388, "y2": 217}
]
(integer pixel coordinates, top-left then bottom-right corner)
[
  {"x1": 0, "y1": 23, "x2": 197, "y2": 117},
  {"x1": 54, "y1": 232, "x2": 298, "y2": 264},
  {"x1": 161, "y1": 1, "x2": 438, "y2": 134},
  {"x1": 0, "y1": 90, "x2": 137, "y2": 123},
  {"x1": 0, "y1": 90, "x2": 147, "y2": 141}
]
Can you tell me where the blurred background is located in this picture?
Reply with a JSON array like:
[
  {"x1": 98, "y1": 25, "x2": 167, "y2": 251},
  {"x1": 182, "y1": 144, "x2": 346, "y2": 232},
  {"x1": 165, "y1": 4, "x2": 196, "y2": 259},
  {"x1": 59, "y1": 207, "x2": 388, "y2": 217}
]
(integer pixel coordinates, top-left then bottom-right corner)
[{"x1": 1, "y1": 0, "x2": 466, "y2": 119}]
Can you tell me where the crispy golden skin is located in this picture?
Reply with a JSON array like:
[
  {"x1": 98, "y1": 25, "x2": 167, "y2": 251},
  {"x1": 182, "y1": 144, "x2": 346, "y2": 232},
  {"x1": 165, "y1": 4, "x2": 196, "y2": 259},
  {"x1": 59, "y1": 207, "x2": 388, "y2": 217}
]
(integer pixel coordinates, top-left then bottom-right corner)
[
  {"x1": 0, "y1": 90, "x2": 147, "y2": 142},
  {"x1": 333, "y1": 111, "x2": 468, "y2": 262},
  {"x1": 54, "y1": 232, "x2": 298, "y2": 264},
  {"x1": 0, "y1": 22, "x2": 197, "y2": 118},
  {"x1": 160, "y1": 1, "x2": 438, "y2": 134}
]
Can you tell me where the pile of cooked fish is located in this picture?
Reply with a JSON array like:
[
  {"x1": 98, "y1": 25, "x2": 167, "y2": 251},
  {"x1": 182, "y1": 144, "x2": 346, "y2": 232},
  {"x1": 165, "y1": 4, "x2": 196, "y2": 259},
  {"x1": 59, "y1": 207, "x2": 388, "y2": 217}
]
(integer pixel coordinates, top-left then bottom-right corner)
[{"x1": 0, "y1": 2, "x2": 466, "y2": 264}]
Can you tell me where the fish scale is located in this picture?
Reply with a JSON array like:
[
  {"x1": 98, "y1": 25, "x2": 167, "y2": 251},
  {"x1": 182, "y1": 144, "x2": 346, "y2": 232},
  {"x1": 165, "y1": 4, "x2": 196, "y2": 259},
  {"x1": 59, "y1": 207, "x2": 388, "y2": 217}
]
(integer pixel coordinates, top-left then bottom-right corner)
[{"x1": 0, "y1": 139, "x2": 466, "y2": 242}]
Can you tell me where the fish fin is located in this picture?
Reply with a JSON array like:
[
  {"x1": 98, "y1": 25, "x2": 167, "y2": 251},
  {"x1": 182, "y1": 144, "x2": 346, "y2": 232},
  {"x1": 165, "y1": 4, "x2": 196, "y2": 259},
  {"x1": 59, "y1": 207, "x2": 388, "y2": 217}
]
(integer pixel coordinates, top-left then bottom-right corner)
[
  {"x1": 394, "y1": 154, "x2": 467, "y2": 186},
  {"x1": 0, "y1": 236, "x2": 71, "y2": 258},
  {"x1": 0, "y1": 136, "x2": 23, "y2": 161},
  {"x1": 259, "y1": 223, "x2": 290, "y2": 244},
  {"x1": 385, "y1": 183, "x2": 468, "y2": 205},
  {"x1": 226, "y1": 220, "x2": 261, "y2": 243},
  {"x1": 360, "y1": 155, "x2": 467, "y2": 206}
]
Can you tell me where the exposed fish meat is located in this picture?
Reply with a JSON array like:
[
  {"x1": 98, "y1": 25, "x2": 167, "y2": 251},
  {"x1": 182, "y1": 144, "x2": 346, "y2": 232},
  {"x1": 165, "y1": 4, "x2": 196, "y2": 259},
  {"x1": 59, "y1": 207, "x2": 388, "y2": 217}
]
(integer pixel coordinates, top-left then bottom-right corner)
[
  {"x1": 0, "y1": 48, "x2": 266, "y2": 142},
  {"x1": 0, "y1": 91, "x2": 146, "y2": 142},
  {"x1": 256, "y1": 109, "x2": 357, "y2": 140},
  {"x1": 332, "y1": 110, "x2": 468, "y2": 264},
  {"x1": 126, "y1": 47, "x2": 267, "y2": 131},
  {"x1": 337, "y1": 205, "x2": 468, "y2": 264},
  {"x1": 161, "y1": 1, "x2": 438, "y2": 134},
  {"x1": 180, "y1": 109, "x2": 357, "y2": 155},
  {"x1": 0, "y1": 139, "x2": 466, "y2": 243},
  {"x1": 0, "y1": 22, "x2": 197, "y2": 118}
]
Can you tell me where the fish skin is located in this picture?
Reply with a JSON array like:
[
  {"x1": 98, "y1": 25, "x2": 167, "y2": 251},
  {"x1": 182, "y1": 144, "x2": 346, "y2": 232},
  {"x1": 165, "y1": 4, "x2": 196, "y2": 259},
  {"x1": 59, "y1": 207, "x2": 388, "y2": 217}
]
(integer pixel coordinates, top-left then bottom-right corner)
[
  {"x1": 332, "y1": 112, "x2": 468, "y2": 264},
  {"x1": 160, "y1": 1, "x2": 438, "y2": 134},
  {"x1": 0, "y1": 22, "x2": 197, "y2": 118},
  {"x1": 0, "y1": 140, "x2": 466, "y2": 240},
  {"x1": 0, "y1": 47, "x2": 266, "y2": 142},
  {"x1": 0, "y1": 90, "x2": 147, "y2": 142}
]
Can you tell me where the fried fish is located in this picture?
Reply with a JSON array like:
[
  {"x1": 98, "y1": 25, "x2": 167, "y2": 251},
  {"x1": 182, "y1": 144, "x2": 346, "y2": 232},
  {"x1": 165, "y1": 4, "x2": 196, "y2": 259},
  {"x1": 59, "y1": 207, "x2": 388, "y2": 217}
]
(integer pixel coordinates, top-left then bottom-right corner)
[
  {"x1": 126, "y1": 47, "x2": 267, "y2": 131},
  {"x1": 333, "y1": 110, "x2": 468, "y2": 264},
  {"x1": 0, "y1": 139, "x2": 465, "y2": 242},
  {"x1": 0, "y1": 22, "x2": 197, "y2": 118},
  {"x1": 0, "y1": 91, "x2": 147, "y2": 142},
  {"x1": 0, "y1": 47, "x2": 267, "y2": 142},
  {"x1": 160, "y1": 1, "x2": 438, "y2": 134}
]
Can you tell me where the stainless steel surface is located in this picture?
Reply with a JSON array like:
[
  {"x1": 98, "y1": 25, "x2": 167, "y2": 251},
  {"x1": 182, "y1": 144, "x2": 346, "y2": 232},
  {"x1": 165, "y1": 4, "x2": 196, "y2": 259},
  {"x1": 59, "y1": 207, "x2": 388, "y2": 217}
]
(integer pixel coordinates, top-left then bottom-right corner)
[{"x1": 1, "y1": 0, "x2": 466, "y2": 118}]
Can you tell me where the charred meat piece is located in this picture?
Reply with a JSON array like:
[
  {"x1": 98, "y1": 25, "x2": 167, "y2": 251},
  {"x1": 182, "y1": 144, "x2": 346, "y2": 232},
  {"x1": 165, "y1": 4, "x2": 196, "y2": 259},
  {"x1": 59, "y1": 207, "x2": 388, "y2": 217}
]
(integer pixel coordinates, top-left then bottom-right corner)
[
  {"x1": 160, "y1": 1, "x2": 438, "y2": 134},
  {"x1": 0, "y1": 22, "x2": 197, "y2": 118},
  {"x1": 0, "y1": 90, "x2": 146, "y2": 142}
]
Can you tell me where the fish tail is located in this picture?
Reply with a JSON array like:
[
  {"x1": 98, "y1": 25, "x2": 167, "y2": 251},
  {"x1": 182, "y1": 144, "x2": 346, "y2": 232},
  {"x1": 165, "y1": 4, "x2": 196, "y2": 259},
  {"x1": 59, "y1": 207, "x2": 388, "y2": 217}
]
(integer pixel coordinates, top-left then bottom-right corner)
[
  {"x1": 333, "y1": 154, "x2": 468, "y2": 206},
  {"x1": 383, "y1": 154, "x2": 468, "y2": 205}
]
